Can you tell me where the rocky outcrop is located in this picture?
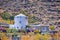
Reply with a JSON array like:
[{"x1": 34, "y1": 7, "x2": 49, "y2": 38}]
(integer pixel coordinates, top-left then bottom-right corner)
[{"x1": 0, "y1": 0, "x2": 60, "y2": 26}]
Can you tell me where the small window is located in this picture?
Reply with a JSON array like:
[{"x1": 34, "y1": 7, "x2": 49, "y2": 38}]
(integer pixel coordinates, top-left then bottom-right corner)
[
  {"x1": 19, "y1": 21, "x2": 21, "y2": 23},
  {"x1": 17, "y1": 26, "x2": 19, "y2": 29}
]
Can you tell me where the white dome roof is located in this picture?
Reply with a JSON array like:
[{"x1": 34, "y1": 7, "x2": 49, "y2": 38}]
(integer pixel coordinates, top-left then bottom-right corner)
[{"x1": 16, "y1": 14, "x2": 26, "y2": 17}]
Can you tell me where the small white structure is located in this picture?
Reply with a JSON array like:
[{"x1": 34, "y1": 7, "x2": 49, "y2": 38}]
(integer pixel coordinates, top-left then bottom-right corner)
[
  {"x1": 14, "y1": 14, "x2": 28, "y2": 30},
  {"x1": 9, "y1": 24, "x2": 14, "y2": 29}
]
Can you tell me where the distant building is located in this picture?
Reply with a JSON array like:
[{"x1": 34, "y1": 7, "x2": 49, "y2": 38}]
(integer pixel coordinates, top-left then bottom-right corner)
[
  {"x1": 0, "y1": 22, "x2": 9, "y2": 28},
  {"x1": 30, "y1": 24, "x2": 49, "y2": 34},
  {"x1": 14, "y1": 14, "x2": 28, "y2": 30}
]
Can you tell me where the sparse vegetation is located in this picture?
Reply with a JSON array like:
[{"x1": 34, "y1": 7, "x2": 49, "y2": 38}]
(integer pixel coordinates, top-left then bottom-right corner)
[{"x1": 0, "y1": 12, "x2": 10, "y2": 20}]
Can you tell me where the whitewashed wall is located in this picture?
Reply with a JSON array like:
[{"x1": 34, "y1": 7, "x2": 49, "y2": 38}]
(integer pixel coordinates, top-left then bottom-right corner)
[{"x1": 14, "y1": 14, "x2": 28, "y2": 30}]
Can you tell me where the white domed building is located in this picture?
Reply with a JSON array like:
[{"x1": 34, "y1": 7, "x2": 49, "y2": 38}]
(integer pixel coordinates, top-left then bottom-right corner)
[{"x1": 14, "y1": 14, "x2": 28, "y2": 30}]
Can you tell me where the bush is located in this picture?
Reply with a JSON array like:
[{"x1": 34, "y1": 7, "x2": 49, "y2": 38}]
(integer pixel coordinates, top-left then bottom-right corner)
[{"x1": 0, "y1": 12, "x2": 11, "y2": 20}]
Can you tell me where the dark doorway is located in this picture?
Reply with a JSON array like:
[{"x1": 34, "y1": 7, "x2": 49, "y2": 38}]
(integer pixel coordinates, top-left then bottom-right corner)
[{"x1": 12, "y1": 35, "x2": 20, "y2": 40}]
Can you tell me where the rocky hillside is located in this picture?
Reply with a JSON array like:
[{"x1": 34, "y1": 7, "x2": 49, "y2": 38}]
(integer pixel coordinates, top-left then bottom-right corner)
[{"x1": 0, "y1": 0, "x2": 60, "y2": 25}]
